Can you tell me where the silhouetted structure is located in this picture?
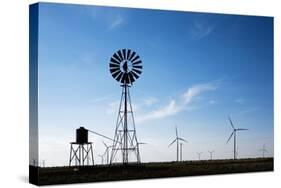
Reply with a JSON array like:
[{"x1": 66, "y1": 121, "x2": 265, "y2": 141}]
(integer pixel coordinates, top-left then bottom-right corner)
[
  {"x1": 109, "y1": 49, "x2": 143, "y2": 164},
  {"x1": 69, "y1": 127, "x2": 94, "y2": 166}
]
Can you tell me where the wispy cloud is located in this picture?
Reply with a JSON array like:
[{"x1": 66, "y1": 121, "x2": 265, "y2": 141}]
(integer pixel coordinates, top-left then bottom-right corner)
[
  {"x1": 84, "y1": 7, "x2": 126, "y2": 31},
  {"x1": 143, "y1": 97, "x2": 158, "y2": 106},
  {"x1": 189, "y1": 15, "x2": 229, "y2": 40},
  {"x1": 137, "y1": 81, "x2": 220, "y2": 123},
  {"x1": 108, "y1": 14, "x2": 124, "y2": 30},
  {"x1": 190, "y1": 20, "x2": 215, "y2": 40}
]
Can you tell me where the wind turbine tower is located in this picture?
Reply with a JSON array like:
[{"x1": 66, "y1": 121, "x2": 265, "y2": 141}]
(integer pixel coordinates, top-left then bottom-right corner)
[
  {"x1": 103, "y1": 142, "x2": 112, "y2": 165},
  {"x1": 197, "y1": 152, "x2": 203, "y2": 160},
  {"x1": 260, "y1": 144, "x2": 268, "y2": 158},
  {"x1": 208, "y1": 151, "x2": 214, "y2": 160}
]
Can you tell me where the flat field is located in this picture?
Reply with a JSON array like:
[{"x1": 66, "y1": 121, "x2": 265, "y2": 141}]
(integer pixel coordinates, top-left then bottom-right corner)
[{"x1": 30, "y1": 158, "x2": 273, "y2": 185}]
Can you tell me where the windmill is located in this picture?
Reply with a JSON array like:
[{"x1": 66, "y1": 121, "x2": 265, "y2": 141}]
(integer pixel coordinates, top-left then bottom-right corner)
[
  {"x1": 259, "y1": 144, "x2": 268, "y2": 158},
  {"x1": 197, "y1": 152, "x2": 203, "y2": 160},
  {"x1": 168, "y1": 126, "x2": 188, "y2": 162},
  {"x1": 208, "y1": 150, "x2": 214, "y2": 160},
  {"x1": 109, "y1": 49, "x2": 143, "y2": 164},
  {"x1": 226, "y1": 116, "x2": 248, "y2": 160},
  {"x1": 103, "y1": 142, "x2": 112, "y2": 165}
]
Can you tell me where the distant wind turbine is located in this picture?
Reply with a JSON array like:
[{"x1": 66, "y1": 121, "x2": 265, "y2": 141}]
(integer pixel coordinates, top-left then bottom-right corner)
[
  {"x1": 197, "y1": 152, "x2": 203, "y2": 160},
  {"x1": 168, "y1": 125, "x2": 188, "y2": 162},
  {"x1": 208, "y1": 151, "x2": 214, "y2": 160},
  {"x1": 103, "y1": 141, "x2": 112, "y2": 164},
  {"x1": 226, "y1": 116, "x2": 248, "y2": 159},
  {"x1": 259, "y1": 144, "x2": 268, "y2": 158},
  {"x1": 98, "y1": 154, "x2": 105, "y2": 165}
]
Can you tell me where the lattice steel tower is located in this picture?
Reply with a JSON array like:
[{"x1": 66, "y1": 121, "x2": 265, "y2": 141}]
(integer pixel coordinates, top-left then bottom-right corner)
[{"x1": 109, "y1": 49, "x2": 143, "y2": 164}]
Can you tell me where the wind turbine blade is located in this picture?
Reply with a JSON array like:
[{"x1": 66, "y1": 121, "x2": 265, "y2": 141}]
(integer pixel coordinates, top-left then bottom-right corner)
[
  {"x1": 168, "y1": 139, "x2": 177, "y2": 147},
  {"x1": 226, "y1": 131, "x2": 234, "y2": 144},
  {"x1": 138, "y1": 142, "x2": 147, "y2": 145},
  {"x1": 236, "y1": 128, "x2": 248, "y2": 131},
  {"x1": 178, "y1": 138, "x2": 188, "y2": 143},
  {"x1": 228, "y1": 116, "x2": 235, "y2": 129},
  {"x1": 175, "y1": 125, "x2": 178, "y2": 138},
  {"x1": 103, "y1": 141, "x2": 108, "y2": 148}
]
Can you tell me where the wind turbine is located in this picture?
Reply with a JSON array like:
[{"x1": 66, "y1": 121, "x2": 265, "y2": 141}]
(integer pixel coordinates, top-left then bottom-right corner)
[
  {"x1": 226, "y1": 116, "x2": 248, "y2": 160},
  {"x1": 259, "y1": 144, "x2": 268, "y2": 158},
  {"x1": 103, "y1": 141, "x2": 112, "y2": 164},
  {"x1": 197, "y1": 152, "x2": 203, "y2": 160},
  {"x1": 208, "y1": 151, "x2": 214, "y2": 160},
  {"x1": 98, "y1": 154, "x2": 105, "y2": 165},
  {"x1": 130, "y1": 142, "x2": 147, "y2": 161},
  {"x1": 168, "y1": 125, "x2": 188, "y2": 162}
]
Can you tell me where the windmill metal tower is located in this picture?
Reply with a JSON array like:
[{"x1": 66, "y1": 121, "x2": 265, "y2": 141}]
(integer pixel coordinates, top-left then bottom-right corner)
[{"x1": 109, "y1": 49, "x2": 143, "y2": 164}]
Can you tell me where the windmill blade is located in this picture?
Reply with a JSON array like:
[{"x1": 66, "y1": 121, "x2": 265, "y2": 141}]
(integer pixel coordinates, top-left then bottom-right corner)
[
  {"x1": 132, "y1": 68, "x2": 142, "y2": 75},
  {"x1": 116, "y1": 72, "x2": 124, "y2": 82},
  {"x1": 168, "y1": 139, "x2": 177, "y2": 147},
  {"x1": 113, "y1": 53, "x2": 122, "y2": 62},
  {"x1": 128, "y1": 51, "x2": 136, "y2": 61},
  {"x1": 178, "y1": 137, "x2": 188, "y2": 143},
  {"x1": 109, "y1": 63, "x2": 119, "y2": 69},
  {"x1": 117, "y1": 50, "x2": 124, "y2": 61},
  {"x1": 122, "y1": 49, "x2": 127, "y2": 60},
  {"x1": 110, "y1": 68, "x2": 120, "y2": 75},
  {"x1": 236, "y1": 128, "x2": 248, "y2": 131},
  {"x1": 121, "y1": 73, "x2": 129, "y2": 84},
  {"x1": 132, "y1": 60, "x2": 142, "y2": 65},
  {"x1": 110, "y1": 57, "x2": 120, "y2": 65},
  {"x1": 175, "y1": 126, "x2": 178, "y2": 138},
  {"x1": 111, "y1": 70, "x2": 122, "y2": 79},
  {"x1": 131, "y1": 55, "x2": 140, "y2": 63},
  {"x1": 226, "y1": 131, "x2": 234, "y2": 144},
  {"x1": 228, "y1": 116, "x2": 235, "y2": 129},
  {"x1": 126, "y1": 49, "x2": 131, "y2": 60},
  {"x1": 138, "y1": 142, "x2": 147, "y2": 145},
  {"x1": 132, "y1": 65, "x2": 142, "y2": 69},
  {"x1": 128, "y1": 72, "x2": 135, "y2": 83},
  {"x1": 103, "y1": 141, "x2": 108, "y2": 148},
  {"x1": 131, "y1": 71, "x2": 139, "y2": 79}
]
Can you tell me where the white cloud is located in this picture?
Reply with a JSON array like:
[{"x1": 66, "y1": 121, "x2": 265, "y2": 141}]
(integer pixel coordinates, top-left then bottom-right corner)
[
  {"x1": 143, "y1": 97, "x2": 158, "y2": 106},
  {"x1": 137, "y1": 82, "x2": 219, "y2": 123},
  {"x1": 182, "y1": 83, "x2": 218, "y2": 104},
  {"x1": 108, "y1": 14, "x2": 124, "y2": 30}
]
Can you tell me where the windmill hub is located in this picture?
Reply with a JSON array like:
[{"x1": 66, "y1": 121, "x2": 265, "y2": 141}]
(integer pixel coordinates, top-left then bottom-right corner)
[{"x1": 121, "y1": 60, "x2": 132, "y2": 73}]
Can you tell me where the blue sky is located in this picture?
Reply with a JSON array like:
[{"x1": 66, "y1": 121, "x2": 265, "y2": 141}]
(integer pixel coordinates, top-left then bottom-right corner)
[{"x1": 36, "y1": 3, "x2": 273, "y2": 166}]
